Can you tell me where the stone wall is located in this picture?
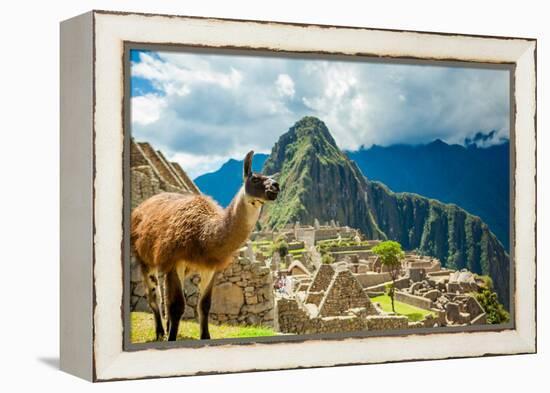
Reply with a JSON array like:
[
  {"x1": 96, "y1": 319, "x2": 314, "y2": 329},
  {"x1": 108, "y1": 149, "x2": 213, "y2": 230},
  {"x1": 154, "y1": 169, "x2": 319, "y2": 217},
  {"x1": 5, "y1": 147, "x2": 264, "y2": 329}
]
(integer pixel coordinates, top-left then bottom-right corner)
[
  {"x1": 276, "y1": 298, "x2": 368, "y2": 334},
  {"x1": 209, "y1": 254, "x2": 274, "y2": 326},
  {"x1": 305, "y1": 292, "x2": 324, "y2": 306},
  {"x1": 364, "y1": 276, "x2": 410, "y2": 292},
  {"x1": 365, "y1": 315, "x2": 409, "y2": 330},
  {"x1": 314, "y1": 228, "x2": 339, "y2": 241},
  {"x1": 295, "y1": 228, "x2": 316, "y2": 248},
  {"x1": 130, "y1": 139, "x2": 198, "y2": 209},
  {"x1": 328, "y1": 245, "x2": 374, "y2": 253},
  {"x1": 131, "y1": 166, "x2": 182, "y2": 209},
  {"x1": 354, "y1": 272, "x2": 391, "y2": 288},
  {"x1": 318, "y1": 270, "x2": 376, "y2": 317},
  {"x1": 250, "y1": 231, "x2": 275, "y2": 242},
  {"x1": 129, "y1": 257, "x2": 152, "y2": 312},
  {"x1": 308, "y1": 264, "x2": 335, "y2": 292},
  {"x1": 131, "y1": 252, "x2": 275, "y2": 327},
  {"x1": 288, "y1": 241, "x2": 305, "y2": 251},
  {"x1": 395, "y1": 291, "x2": 433, "y2": 310},
  {"x1": 333, "y1": 251, "x2": 373, "y2": 262}
]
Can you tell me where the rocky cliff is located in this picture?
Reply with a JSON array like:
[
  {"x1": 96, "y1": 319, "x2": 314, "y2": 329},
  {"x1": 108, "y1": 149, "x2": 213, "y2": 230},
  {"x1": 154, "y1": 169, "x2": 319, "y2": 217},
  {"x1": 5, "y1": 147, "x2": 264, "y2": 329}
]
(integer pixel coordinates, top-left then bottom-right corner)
[
  {"x1": 347, "y1": 139, "x2": 510, "y2": 249},
  {"x1": 261, "y1": 117, "x2": 510, "y2": 307},
  {"x1": 131, "y1": 139, "x2": 200, "y2": 209},
  {"x1": 365, "y1": 181, "x2": 509, "y2": 308}
]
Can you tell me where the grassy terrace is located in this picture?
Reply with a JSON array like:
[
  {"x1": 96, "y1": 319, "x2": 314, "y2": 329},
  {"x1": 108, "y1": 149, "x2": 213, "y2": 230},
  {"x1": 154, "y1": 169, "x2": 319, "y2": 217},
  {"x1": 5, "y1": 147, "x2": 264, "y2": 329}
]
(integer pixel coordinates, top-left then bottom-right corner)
[
  {"x1": 317, "y1": 239, "x2": 374, "y2": 247},
  {"x1": 252, "y1": 239, "x2": 306, "y2": 258},
  {"x1": 371, "y1": 294, "x2": 434, "y2": 322},
  {"x1": 331, "y1": 250, "x2": 372, "y2": 255},
  {"x1": 289, "y1": 248, "x2": 305, "y2": 255},
  {"x1": 131, "y1": 312, "x2": 277, "y2": 343},
  {"x1": 252, "y1": 240, "x2": 274, "y2": 258},
  {"x1": 252, "y1": 240, "x2": 273, "y2": 246}
]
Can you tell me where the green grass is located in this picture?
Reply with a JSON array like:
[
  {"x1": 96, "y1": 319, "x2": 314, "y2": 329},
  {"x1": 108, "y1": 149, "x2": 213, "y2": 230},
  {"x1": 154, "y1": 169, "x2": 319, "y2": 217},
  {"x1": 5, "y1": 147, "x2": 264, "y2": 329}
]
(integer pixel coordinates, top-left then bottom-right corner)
[
  {"x1": 252, "y1": 240, "x2": 273, "y2": 246},
  {"x1": 371, "y1": 294, "x2": 434, "y2": 322},
  {"x1": 330, "y1": 250, "x2": 372, "y2": 255},
  {"x1": 317, "y1": 239, "x2": 371, "y2": 246},
  {"x1": 252, "y1": 240, "x2": 275, "y2": 258},
  {"x1": 131, "y1": 312, "x2": 278, "y2": 343}
]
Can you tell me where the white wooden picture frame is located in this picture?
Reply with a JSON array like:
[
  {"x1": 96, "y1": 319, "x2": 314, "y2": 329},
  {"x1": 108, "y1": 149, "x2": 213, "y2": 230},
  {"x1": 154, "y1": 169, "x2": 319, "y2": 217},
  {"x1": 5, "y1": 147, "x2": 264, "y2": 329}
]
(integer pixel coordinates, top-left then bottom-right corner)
[{"x1": 60, "y1": 10, "x2": 536, "y2": 381}]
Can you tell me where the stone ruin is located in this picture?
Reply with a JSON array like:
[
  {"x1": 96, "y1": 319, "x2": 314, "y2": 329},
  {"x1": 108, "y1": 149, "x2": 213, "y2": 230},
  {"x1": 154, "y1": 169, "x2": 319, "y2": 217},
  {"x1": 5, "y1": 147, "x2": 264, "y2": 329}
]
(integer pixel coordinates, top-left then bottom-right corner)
[
  {"x1": 208, "y1": 245, "x2": 274, "y2": 326},
  {"x1": 130, "y1": 139, "x2": 199, "y2": 209},
  {"x1": 272, "y1": 221, "x2": 490, "y2": 331},
  {"x1": 352, "y1": 253, "x2": 487, "y2": 327},
  {"x1": 276, "y1": 264, "x2": 409, "y2": 334},
  {"x1": 401, "y1": 268, "x2": 488, "y2": 326}
]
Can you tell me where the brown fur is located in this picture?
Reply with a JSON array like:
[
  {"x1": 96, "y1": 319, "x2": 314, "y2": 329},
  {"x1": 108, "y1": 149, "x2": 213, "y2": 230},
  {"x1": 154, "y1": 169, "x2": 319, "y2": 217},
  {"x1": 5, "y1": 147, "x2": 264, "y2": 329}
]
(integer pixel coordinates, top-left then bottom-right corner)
[{"x1": 131, "y1": 190, "x2": 260, "y2": 273}]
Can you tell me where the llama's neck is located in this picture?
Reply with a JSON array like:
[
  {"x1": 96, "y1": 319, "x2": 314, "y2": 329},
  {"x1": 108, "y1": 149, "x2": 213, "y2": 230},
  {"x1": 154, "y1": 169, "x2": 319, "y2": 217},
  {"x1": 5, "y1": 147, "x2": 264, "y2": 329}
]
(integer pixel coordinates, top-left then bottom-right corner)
[{"x1": 210, "y1": 187, "x2": 261, "y2": 255}]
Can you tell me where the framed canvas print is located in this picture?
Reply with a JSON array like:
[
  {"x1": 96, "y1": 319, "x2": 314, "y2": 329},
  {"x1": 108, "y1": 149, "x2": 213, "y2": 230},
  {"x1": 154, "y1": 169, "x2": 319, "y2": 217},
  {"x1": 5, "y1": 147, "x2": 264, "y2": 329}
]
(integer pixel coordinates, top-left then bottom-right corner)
[{"x1": 60, "y1": 10, "x2": 537, "y2": 381}]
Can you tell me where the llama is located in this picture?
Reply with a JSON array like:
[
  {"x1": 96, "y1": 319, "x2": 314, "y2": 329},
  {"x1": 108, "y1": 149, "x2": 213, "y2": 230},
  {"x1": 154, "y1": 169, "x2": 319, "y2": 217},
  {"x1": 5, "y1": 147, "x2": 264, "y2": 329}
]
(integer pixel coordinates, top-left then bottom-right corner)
[{"x1": 131, "y1": 151, "x2": 279, "y2": 341}]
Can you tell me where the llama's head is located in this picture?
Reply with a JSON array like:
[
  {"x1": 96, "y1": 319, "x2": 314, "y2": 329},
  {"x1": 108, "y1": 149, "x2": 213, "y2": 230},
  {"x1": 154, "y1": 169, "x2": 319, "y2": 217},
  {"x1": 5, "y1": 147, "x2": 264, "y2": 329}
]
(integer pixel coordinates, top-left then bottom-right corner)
[{"x1": 243, "y1": 151, "x2": 280, "y2": 202}]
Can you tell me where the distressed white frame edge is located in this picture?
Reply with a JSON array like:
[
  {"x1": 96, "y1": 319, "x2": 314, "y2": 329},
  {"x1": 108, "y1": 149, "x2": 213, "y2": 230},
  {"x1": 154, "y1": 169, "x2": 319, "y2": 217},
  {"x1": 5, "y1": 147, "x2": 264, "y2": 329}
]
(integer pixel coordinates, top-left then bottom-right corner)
[
  {"x1": 86, "y1": 11, "x2": 535, "y2": 381},
  {"x1": 60, "y1": 11, "x2": 94, "y2": 381}
]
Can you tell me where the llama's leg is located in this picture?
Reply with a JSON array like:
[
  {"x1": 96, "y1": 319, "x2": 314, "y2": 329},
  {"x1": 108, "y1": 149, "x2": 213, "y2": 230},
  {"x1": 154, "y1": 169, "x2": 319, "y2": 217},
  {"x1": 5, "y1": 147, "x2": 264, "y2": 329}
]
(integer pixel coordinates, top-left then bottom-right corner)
[
  {"x1": 140, "y1": 262, "x2": 165, "y2": 340},
  {"x1": 165, "y1": 267, "x2": 185, "y2": 341},
  {"x1": 198, "y1": 270, "x2": 217, "y2": 340}
]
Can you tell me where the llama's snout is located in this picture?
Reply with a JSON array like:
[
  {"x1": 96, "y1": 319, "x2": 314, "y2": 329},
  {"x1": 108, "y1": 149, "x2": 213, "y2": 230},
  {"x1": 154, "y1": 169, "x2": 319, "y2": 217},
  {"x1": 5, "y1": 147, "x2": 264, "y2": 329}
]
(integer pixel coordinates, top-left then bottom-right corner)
[{"x1": 265, "y1": 180, "x2": 280, "y2": 200}]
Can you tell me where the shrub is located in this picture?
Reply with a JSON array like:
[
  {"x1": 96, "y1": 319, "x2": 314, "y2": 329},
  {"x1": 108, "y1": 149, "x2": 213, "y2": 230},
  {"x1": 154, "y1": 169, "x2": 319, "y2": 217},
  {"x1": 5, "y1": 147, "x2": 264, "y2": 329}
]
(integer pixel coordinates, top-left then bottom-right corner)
[
  {"x1": 321, "y1": 253, "x2": 335, "y2": 264},
  {"x1": 272, "y1": 236, "x2": 289, "y2": 258},
  {"x1": 474, "y1": 276, "x2": 510, "y2": 324}
]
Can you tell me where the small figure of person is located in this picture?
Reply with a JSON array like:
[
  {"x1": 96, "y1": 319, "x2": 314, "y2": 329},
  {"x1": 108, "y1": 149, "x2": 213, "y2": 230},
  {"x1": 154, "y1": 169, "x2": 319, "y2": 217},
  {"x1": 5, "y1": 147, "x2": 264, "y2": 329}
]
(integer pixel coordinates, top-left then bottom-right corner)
[{"x1": 274, "y1": 275, "x2": 286, "y2": 294}]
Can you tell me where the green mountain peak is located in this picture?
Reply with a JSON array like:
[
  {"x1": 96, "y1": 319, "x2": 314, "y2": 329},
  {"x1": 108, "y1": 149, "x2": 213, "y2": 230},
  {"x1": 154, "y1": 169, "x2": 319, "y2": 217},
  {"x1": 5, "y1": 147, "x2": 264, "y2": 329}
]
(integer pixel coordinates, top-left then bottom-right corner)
[{"x1": 261, "y1": 117, "x2": 382, "y2": 238}]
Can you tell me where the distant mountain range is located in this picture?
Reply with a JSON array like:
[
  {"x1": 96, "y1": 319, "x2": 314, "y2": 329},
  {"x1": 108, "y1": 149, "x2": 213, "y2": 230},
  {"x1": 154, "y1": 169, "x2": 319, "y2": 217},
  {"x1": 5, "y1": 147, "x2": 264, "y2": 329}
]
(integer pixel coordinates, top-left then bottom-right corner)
[
  {"x1": 347, "y1": 139, "x2": 509, "y2": 249},
  {"x1": 194, "y1": 154, "x2": 269, "y2": 207}
]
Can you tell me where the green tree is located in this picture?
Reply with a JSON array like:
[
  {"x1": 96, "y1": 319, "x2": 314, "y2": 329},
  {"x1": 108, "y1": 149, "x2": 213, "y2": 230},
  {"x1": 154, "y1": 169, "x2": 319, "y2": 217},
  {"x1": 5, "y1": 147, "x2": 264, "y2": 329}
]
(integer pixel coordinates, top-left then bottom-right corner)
[
  {"x1": 372, "y1": 240, "x2": 404, "y2": 312},
  {"x1": 272, "y1": 236, "x2": 289, "y2": 258},
  {"x1": 474, "y1": 275, "x2": 510, "y2": 324}
]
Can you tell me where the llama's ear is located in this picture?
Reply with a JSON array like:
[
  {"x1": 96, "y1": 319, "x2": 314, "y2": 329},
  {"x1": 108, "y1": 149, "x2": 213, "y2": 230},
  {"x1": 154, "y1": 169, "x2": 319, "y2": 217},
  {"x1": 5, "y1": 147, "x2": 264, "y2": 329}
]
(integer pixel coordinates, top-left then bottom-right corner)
[{"x1": 243, "y1": 150, "x2": 254, "y2": 178}]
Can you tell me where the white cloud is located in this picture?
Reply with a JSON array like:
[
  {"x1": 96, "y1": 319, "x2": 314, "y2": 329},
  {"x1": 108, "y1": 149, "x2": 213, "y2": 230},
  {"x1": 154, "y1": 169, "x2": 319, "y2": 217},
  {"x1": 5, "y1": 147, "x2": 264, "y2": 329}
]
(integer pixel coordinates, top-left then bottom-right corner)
[
  {"x1": 131, "y1": 94, "x2": 166, "y2": 125},
  {"x1": 170, "y1": 152, "x2": 232, "y2": 179},
  {"x1": 131, "y1": 51, "x2": 510, "y2": 177},
  {"x1": 132, "y1": 52, "x2": 243, "y2": 96},
  {"x1": 276, "y1": 74, "x2": 295, "y2": 97}
]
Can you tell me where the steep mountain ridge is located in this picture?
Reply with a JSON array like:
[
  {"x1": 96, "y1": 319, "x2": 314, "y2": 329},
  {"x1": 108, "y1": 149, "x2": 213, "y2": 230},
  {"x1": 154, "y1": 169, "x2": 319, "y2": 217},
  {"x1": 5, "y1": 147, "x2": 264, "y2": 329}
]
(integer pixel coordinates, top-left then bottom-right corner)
[{"x1": 347, "y1": 139, "x2": 510, "y2": 248}]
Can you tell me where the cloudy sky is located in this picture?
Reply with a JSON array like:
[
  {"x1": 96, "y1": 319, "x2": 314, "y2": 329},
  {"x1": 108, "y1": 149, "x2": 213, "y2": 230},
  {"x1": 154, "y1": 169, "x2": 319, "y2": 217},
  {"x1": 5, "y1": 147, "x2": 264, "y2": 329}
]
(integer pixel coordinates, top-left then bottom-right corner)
[{"x1": 130, "y1": 49, "x2": 510, "y2": 178}]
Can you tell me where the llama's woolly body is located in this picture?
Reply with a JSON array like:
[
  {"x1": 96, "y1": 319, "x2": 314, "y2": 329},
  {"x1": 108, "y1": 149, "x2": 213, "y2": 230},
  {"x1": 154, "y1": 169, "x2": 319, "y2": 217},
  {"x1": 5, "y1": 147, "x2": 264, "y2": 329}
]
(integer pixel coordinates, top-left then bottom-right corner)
[{"x1": 131, "y1": 189, "x2": 261, "y2": 274}]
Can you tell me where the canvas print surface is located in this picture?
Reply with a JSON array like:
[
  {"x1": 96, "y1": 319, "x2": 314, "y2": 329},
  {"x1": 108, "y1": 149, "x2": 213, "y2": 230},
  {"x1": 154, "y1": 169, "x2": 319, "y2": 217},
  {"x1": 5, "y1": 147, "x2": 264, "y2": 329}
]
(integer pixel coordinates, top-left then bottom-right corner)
[{"x1": 127, "y1": 48, "x2": 511, "y2": 344}]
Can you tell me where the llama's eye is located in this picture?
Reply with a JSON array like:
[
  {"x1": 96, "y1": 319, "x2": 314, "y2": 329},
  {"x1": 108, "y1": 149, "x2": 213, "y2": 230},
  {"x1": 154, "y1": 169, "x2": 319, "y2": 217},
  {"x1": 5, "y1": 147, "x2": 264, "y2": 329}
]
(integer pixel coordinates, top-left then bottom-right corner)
[{"x1": 252, "y1": 177, "x2": 260, "y2": 183}]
